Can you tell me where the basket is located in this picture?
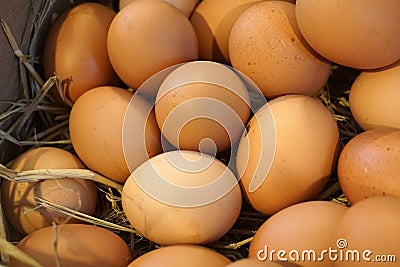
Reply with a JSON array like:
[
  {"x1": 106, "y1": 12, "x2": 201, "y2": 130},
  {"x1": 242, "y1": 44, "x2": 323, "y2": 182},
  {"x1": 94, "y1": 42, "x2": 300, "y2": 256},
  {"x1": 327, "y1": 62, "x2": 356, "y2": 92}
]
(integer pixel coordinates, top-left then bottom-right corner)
[{"x1": 0, "y1": 0, "x2": 361, "y2": 266}]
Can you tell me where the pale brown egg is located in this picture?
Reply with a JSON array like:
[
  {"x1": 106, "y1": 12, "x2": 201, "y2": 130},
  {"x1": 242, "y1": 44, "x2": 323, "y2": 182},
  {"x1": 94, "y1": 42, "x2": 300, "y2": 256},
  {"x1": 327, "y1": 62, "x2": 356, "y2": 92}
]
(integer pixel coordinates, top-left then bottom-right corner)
[
  {"x1": 155, "y1": 61, "x2": 251, "y2": 155},
  {"x1": 43, "y1": 2, "x2": 120, "y2": 102},
  {"x1": 190, "y1": 0, "x2": 262, "y2": 63},
  {"x1": 332, "y1": 196, "x2": 400, "y2": 267},
  {"x1": 236, "y1": 95, "x2": 340, "y2": 215},
  {"x1": 349, "y1": 61, "x2": 400, "y2": 130},
  {"x1": 11, "y1": 224, "x2": 133, "y2": 267},
  {"x1": 337, "y1": 128, "x2": 400, "y2": 204},
  {"x1": 119, "y1": 0, "x2": 200, "y2": 17},
  {"x1": 122, "y1": 150, "x2": 242, "y2": 245},
  {"x1": 1, "y1": 147, "x2": 98, "y2": 235},
  {"x1": 69, "y1": 86, "x2": 162, "y2": 183},
  {"x1": 107, "y1": 0, "x2": 199, "y2": 89},
  {"x1": 296, "y1": 0, "x2": 400, "y2": 69},
  {"x1": 128, "y1": 245, "x2": 231, "y2": 267},
  {"x1": 225, "y1": 258, "x2": 285, "y2": 267},
  {"x1": 229, "y1": 1, "x2": 331, "y2": 98}
]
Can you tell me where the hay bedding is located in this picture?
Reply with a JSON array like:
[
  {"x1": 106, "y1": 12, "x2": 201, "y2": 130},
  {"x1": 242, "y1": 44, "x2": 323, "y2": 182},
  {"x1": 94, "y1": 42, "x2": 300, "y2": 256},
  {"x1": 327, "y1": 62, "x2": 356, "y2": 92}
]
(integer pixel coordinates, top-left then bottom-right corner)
[{"x1": 0, "y1": 0, "x2": 360, "y2": 265}]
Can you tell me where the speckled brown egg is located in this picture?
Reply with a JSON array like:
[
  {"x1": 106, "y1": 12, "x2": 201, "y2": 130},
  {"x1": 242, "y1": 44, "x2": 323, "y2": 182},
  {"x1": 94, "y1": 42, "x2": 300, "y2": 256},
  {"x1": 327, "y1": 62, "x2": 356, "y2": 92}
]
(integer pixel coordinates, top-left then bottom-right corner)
[
  {"x1": 296, "y1": 0, "x2": 400, "y2": 69},
  {"x1": 249, "y1": 201, "x2": 348, "y2": 267},
  {"x1": 236, "y1": 95, "x2": 340, "y2": 215},
  {"x1": 1, "y1": 147, "x2": 97, "y2": 235},
  {"x1": 108, "y1": 0, "x2": 199, "y2": 89},
  {"x1": 43, "y1": 2, "x2": 120, "y2": 102},
  {"x1": 229, "y1": 1, "x2": 331, "y2": 98},
  {"x1": 349, "y1": 61, "x2": 400, "y2": 130},
  {"x1": 338, "y1": 128, "x2": 400, "y2": 204},
  {"x1": 12, "y1": 224, "x2": 133, "y2": 267}
]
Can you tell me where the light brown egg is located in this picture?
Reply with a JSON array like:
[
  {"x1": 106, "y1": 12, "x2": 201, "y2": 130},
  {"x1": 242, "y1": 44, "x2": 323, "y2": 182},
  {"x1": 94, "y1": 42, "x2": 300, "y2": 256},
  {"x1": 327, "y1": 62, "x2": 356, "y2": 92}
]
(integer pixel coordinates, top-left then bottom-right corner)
[
  {"x1": 337, "y1": 128, "x2": 400, "y2": 204},
  {"x1": 155, "y1": 61, "x2": 251, "y2": 155},
  {"x1": 128, "y1": 245, "x2": 230, "y2": 267},
  {"x1": 119, "y1": 0, "x2": 200, "y2": 17},
  {"x1": 108, "y1": 0, "x2": 199, "y2": 89},
  {"x1": 332, "y1": 196, "x2": 400, "y2": 267},
  {"x1": 249, "y1": 201, "x2": 348, "y2": 267},
  {"x1": 1, "y1": 147, "x2": 98, "y2": 235},
  {"x1": 11, "y1": 224, "x2": 132, "y2": 267},
  {"x1": 69, "y1": 86, "x2": 162, "y2": 183},
  {"x1": 122, "y1": 150, "x2": 242, "y2": 245},
  {"x1": 190, "y1": 0, "x2": 262, "y2": 63},
  {"x1": 236, "y1": 95, "x2": 340, "y2": 215},
  {"x1": 229, "y1": 1, "x2": 331, "y2": 98},
  {"x1": 43, "y1": 2, "x2": 120, "y2": 102},
  {"x1": 225, "y1": 258, "x2": 285, "y2": 267},
  {"x1": 296, "y1": 0, "x2": 400, "y2": 69},
  {"x1": 349, "y1": 61, "x2": 400, "y2": 130}
]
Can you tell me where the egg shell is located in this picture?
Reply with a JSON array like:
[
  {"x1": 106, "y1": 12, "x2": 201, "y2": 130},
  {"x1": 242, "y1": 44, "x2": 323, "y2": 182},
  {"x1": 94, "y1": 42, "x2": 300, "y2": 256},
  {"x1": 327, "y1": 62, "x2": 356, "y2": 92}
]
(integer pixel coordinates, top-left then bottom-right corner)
[
  {"x1": 236, "y1": 95, "x2": 340, "y2": 215},
  {"x1": 11, "y1": 224, "x2": 132, "y2": 267},
  {"x1": 1, "y1": 147, "x2": 98, "y2": 235},
  {"x1": 337, "y1": 128, "x2": 400, "y2": 204},
  {"x1": 107, "y1": 0, "x2": 199, "y2": 89},
  {"x1": 43, "y1": 2, "x2": 120, "y2": 102},
  {"x1": 122, "y1": 150, "x2": 242, "y2": 245},
  {"x1": 229, "y1": 1, "x2": 331, "y2": 98},
  {"x1": 225, "y1": 258, "x2": 285, "y2": 267},
  {"x1": 119, "y1": 0, "x2": 200, "y2": 17},
  {"x1": 155, "y1": 61, "x2": 251, "y2": 154},
  {"x1": 249, "y1": 201, "x2": 348, "y2": 267},
  {"x1": 349, "y1": 61, "x2": 400, "y2": 130},
  {"x1": 295, "y1": 0, "x2": 400, "y2": 69},
  {"x1": 128, "y1": 244, "x2": 230, "y2": 266},
  {"x1": 332, "y1": 196, "x2": 400, "y2": 267},
  {"x1": 69, "y1": 86, "x2": 162, "y2": 183},
  {"x1": 190, "y1": 0, "x2": 263, "y2": 63}
]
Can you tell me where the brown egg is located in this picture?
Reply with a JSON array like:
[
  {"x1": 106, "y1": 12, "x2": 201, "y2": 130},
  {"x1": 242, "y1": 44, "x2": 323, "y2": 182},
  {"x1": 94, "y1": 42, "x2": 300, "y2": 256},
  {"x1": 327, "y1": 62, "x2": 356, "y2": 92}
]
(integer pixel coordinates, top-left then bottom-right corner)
[
  {"x1": 296, "y1": 0, "x2": 400, "y2": 69},
  {"x1": 119, "y1": 0, "x2": 200, "y2": 17},
  {"x1": 1, "y1": 147, "x2": 98, "y2": 235},
  {"x1": 190, "y1": 0, "x2": 262, "y2": 63},
  {"x1": 155, "y1": 61, "x2": 251, "y2": 155},
  {"x1": 249, "y1": 201, "x2": 348, "y2": 267},
  {"x1": 11, "y1": 224, "x2": 132, "y2": 267},
  {"x1": 349, "y1": 61, "x2": 400, "y2": 130},
  {"x1": 43, "y1": 2, "x2": 120, "y2": 102},
  {"x1": 107, "y1": 0, "x2": 199, "y2": 89},
  {"x1": 225, "y1": 258, "x2": 285, "y2": 267},
  {"x1": 69, "y1": 86, "x2": 162, "y2": 183},
  {"x1": 338, "y1": 128, "x2": 400, "y2": 204},
  {"x1": 236, "y1": 95, "x2": 340, "y2": 215},
  {"x1": 332, "y1": 196, "x2": 400, "y2": 267},
  {"x1": 128, "y1": 245, "x2": 231, "y2": 267},
  {"x1": 229, "y1": 1, "x2": 331, "y2": 98},
  {"x1": 122, "y1": 150, "x2": 242, "y2": 245}
]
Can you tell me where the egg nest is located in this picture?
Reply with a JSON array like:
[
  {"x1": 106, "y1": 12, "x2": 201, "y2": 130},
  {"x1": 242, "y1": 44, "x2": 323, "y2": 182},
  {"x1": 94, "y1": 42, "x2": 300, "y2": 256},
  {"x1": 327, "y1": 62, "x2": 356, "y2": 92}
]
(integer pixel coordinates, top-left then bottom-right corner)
[{"x1": 0, "y1": 0, "x2": 362, "y2": 263}]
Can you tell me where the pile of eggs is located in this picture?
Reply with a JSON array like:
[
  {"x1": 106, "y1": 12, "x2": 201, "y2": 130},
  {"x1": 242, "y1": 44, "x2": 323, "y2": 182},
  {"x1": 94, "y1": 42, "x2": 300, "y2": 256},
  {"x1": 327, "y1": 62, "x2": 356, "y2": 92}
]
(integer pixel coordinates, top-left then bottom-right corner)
[{"x1": 2, "y1": 0, "x2": 400, "y2": 266}]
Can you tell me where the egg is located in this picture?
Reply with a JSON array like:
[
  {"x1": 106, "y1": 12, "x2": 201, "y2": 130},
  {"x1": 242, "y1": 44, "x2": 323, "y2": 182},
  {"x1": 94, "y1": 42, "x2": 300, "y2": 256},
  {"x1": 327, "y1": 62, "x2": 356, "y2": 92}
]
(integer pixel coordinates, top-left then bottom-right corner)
[
  {"x1": 332, "y1": 196, "x2": 400, "y2": 267},
  {"x1": 349, "y1": 61, "x2": 400, "y2": 130},
  {"x1": 107, "y1": 0, "x2": 199, "y2": 89},
  {"x1": 337, "y1": 128, "x2": 400, "y2": 204},
  {"x1": 225, "y1": 258, "x2": 285, "y2": 267},
  {"x1": 11, "y1": 224, "x2": 132, "y2": 267},
  {"x1": 1, "y1": 147, "x2": 98, "y2": 235},
  {"x1": 122, "y1": 150, "x2": 242, "y2": 245},
  {"x1": 295, "y1": 0, "x2": 400, "y2": 69},
  {"x1": 229, "y1": 1, "x2": 331, "y2": 98},
  {"x1": 43, "y1": 2, "x2": 120, "y2": 102},
  {"x1": 128, "y1": 244, "x2": 231, "y2": 266},
  {"x1": 249, "y1": 201, "x2": 348, "y2": 267},
  {"x1": 190, "y1": 0, "x2": 262, "y2": 63},
  {"x1": 155, "y1": 61, "x2": 251, "y2": 155},
  {"x1": 119, "y1": 0, "x2": 200, "y2": 17},
  {"x1": 236, "y1": 95, "x2": 340, "y2": 215},
  {"x1": 69, "y1": 86, "x2": 162, "y2": 183}
]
